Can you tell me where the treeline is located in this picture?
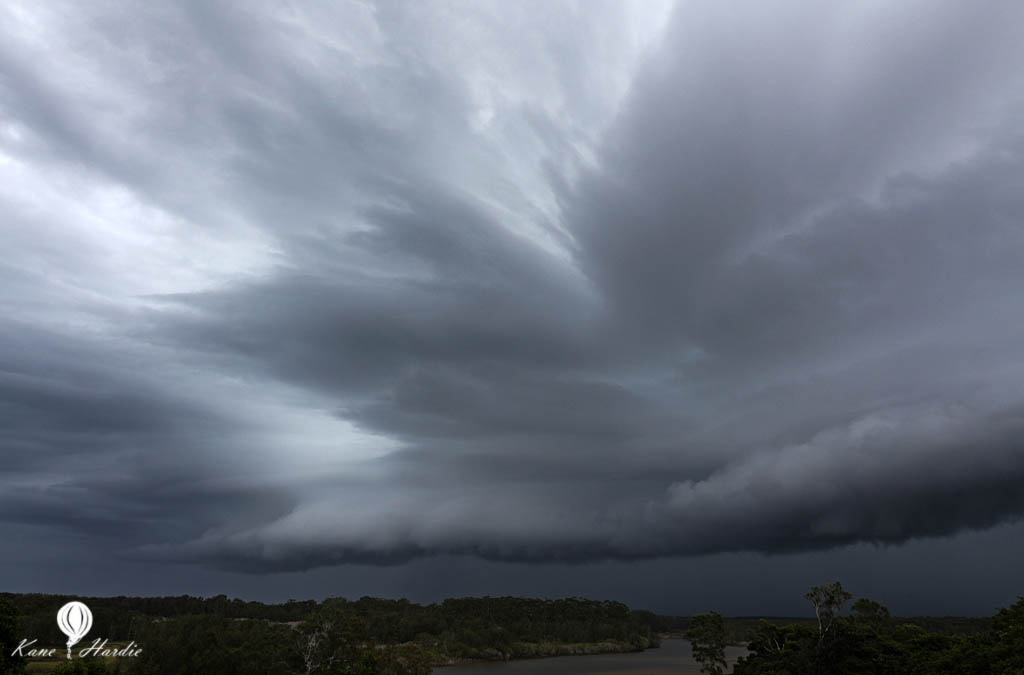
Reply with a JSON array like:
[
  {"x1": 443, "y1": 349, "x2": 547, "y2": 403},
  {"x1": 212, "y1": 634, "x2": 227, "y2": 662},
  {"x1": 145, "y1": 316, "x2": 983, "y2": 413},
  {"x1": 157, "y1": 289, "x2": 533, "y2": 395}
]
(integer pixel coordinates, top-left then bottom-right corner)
[
  {"x1": 685, "y1": 582, "x2": 1024, "y2": 675},
  {"x1": 717, "y1": 615, "x2": 991, "y2": 645},
  {"x1": 0, "y1": 593, "x2": 661, "y2": 674},
  {"x1": 4, "y1": 593, "x2": 317, "y2": 647}
]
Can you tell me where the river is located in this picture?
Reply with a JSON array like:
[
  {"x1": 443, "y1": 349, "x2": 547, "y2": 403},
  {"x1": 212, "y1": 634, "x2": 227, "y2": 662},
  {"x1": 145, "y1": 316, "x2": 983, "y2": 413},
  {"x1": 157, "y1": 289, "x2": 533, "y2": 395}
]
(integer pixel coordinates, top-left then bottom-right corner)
[{"x1": 436, "y1": 639, "x2": 748, "y2": 674}]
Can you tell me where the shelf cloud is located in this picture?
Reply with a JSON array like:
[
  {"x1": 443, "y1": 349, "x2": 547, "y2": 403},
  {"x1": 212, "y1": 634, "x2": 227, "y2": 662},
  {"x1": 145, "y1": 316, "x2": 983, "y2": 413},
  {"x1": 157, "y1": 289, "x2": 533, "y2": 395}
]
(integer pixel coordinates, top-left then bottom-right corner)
[{"x1": 3, "y1": 0, "x2": 1024, "y2": 585}]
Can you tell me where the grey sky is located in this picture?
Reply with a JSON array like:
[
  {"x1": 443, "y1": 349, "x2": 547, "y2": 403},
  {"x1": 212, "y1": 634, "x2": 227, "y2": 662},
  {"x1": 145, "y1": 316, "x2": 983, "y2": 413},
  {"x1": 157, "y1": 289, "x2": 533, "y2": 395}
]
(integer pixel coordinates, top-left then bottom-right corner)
[{"x1": 2, "y1": 0, "x2": 1024, "y2": 615}]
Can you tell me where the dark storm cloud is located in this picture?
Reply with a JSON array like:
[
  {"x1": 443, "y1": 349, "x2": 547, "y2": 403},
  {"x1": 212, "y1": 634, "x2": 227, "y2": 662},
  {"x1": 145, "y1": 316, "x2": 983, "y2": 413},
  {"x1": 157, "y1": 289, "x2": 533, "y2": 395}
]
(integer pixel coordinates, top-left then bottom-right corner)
[
  {"x1": 3, "y1": 0, "x2": 1024, "y2": 579},
  {"x1": 0, "y1": 319, "x2": 296, "y2": 557}
]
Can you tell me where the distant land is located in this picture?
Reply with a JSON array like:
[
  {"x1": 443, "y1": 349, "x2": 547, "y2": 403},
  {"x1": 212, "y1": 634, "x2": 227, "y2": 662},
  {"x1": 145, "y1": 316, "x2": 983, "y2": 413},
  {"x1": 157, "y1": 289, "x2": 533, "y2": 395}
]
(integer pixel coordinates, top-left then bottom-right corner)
[{"x1": 2, "y1": 588, "x2": 1019, "y2": 674}]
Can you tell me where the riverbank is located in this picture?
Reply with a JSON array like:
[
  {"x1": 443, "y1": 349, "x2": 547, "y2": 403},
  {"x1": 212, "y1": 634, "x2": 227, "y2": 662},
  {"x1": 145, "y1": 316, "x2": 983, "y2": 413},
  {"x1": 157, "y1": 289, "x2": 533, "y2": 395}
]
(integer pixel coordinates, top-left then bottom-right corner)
[
  {"x1": 436, "y1": 638, "x2": 748, "y2": 674},
  {"x1": 433, "y1": 637, "x2": 657, "y2": 666}
]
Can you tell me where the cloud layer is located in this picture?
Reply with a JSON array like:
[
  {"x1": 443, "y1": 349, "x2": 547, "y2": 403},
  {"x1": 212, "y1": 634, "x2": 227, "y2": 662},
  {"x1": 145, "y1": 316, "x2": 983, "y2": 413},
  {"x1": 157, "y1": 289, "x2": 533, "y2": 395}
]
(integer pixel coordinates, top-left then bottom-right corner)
[{"x1": 3, "y1": 0, "x2": 1024, "y2": 574}]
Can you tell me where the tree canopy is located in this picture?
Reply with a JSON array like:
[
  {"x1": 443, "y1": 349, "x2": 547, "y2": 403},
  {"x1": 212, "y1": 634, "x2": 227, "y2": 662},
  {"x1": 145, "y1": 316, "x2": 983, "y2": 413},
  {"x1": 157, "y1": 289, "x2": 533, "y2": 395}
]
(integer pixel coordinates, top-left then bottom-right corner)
[
  {"x1": 735, "y1": 587, "x2": 1024, "y2": 675},
  {"x1": 685, "y1": 612, "x2": 727, "y2": 675}
]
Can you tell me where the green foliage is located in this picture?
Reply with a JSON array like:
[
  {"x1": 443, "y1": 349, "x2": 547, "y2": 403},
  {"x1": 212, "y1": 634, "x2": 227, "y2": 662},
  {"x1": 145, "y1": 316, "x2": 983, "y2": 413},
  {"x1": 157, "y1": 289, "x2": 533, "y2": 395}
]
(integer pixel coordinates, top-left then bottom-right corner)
[
  {"x1": 985, "y1": 595, "x2": 1024, "y2": 674},
  {"x1": 805, "y1": 580, "x2": 852, "y2": 645},
  {"x1": 736, "y1": 621, "x2": 818, "y2": 675},
  {"x1": 122, "y1": 615, "x2": 292, "y2": 675},
  {"x1": 685, "y1": 612, "x2": 727, "y2": 675},
  {"x1": 1, "y1": 595, "x2": 26, "y2": 675},
  {"x1": 718, "y1": 614, "x2": 988, "y2": 645},
  {"x1": 851, "y1": 597, "x2": 890, "y2": 626},
  {"x1": 291, "y1": 602, "x2": 376, "y2": 675},
  {"x1": 0, "y1": 593, "x2": 663, "y2": 674},
  {"x1": 735, "y1": 587, "x2": 1024, "y2": 675},
  {"x1": 23, "y1": 588, "x2": 1024, "y2": 675},
  {"x1": 49, "y1": 658, "x2": 110, "y2": 675},
  {"x1": 2, "y1": 593, "x2": 315, "y2": 647}
]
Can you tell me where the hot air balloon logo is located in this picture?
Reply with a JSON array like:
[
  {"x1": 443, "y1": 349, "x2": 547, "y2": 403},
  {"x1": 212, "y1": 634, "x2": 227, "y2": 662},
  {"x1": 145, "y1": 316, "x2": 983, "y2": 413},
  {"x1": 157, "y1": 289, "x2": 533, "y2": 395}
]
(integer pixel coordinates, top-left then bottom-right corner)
[{"x1": 56, "y1": 601, "x2": 93, "y2": 660}]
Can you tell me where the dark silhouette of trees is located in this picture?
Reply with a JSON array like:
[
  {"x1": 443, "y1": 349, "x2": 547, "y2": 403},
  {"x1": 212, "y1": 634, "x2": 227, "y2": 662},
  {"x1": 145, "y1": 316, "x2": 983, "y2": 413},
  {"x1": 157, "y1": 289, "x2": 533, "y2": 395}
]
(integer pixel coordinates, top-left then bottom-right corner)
[
  {"x1": 735, "y1": 586, "x2": 1024, "y2": 675},
  {"x1": 49, "y1": 658, "x2": 110, "y2": 675},
  {"x1": 1, "y1": 595, "x2": 26, "y2": 674},
  {"x1": 11, "y1": 587, "x2": 1023, "y2": 675},
  {"x1": 685, "y1": 612, "x2": 727, "y2": 675},
  {"x1": 805, "y1": 580, "x2": 852, "y2": 646},
  {"x1": 0, "y1": 592, "x2": 660, "y2": 674}
]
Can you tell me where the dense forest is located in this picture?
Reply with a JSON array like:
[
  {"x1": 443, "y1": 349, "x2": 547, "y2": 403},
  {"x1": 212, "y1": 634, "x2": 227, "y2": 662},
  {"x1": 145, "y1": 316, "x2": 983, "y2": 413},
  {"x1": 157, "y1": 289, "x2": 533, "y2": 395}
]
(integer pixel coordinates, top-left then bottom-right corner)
[
  {"x1": 4, "y1": 588, "x2": 1021, "y2": 674},
  {"x1": 0, "y1": 593, "x2": 660, "y2": 674},
  {"x1": 686, "y1": 582, "x2": 1024, "y2": 675}
]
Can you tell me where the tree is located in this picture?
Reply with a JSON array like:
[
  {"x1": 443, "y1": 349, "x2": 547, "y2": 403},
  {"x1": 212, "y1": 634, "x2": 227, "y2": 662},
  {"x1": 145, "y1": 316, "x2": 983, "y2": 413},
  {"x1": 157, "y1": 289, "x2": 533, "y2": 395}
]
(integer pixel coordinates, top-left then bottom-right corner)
[
  {"x1": 987, "y1": 595, "x2": 1024, "y2": 674},
  {"x1": 293, "y1": 602, "x2": 372, "y2": 675},
  {"x1": 805, "y1": 581, "x2": 852, "y2": 645},
  {"x1": 50, "y1": 658, "x2": 109, "y2": 675},
  {"x1": 686, "y1": 612, "x2": 727, "y2": 675},
  {"x1": 851, "y1": 598, "x2": 890, "y2": 628},
  {"x1": 0, "y1": 596, "x2": 26, "y2": 675},
  {"x1": 735, "y1": 621, "x2": 817, "y2": 675}
]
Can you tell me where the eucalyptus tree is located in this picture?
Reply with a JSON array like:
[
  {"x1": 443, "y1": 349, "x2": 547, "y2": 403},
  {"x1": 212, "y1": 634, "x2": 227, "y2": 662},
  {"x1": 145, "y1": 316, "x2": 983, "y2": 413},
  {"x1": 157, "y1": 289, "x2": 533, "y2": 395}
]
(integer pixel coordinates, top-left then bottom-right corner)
[{"x1": 686, "y1": 612, "x2": 728, "y2": 675}]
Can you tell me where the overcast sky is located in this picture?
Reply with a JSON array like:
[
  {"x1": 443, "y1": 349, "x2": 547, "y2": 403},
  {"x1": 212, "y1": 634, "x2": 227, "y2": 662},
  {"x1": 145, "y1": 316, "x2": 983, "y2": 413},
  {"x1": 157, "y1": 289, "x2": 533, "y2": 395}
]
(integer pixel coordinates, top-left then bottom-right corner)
[{"x1": 3, "y1": 0, "x2": 1024, "y2": 616}]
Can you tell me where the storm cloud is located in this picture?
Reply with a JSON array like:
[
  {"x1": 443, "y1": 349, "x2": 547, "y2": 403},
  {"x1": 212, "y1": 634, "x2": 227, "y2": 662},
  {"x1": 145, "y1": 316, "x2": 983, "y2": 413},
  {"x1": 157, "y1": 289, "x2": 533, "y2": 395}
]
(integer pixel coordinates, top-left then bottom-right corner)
[{"x1": 3, "y1": 0, "x2": 1024, "y2": 589}]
